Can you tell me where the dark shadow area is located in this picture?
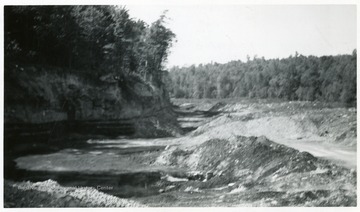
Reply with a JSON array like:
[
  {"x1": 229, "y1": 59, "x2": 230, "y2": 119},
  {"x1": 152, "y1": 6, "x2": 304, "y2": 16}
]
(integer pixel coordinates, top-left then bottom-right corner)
[{"x1": 8, "y1": 167, "x2": 163, "y2": 198}]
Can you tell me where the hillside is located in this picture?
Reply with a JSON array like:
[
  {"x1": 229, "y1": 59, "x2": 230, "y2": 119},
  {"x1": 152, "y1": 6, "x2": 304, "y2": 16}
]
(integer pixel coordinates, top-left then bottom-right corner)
[
  {"x1": 4, "y1": 6, "x2": 180, "y2": 139},
  {"x1": 4, "y1": 65, "x2": 180, "y2": 138}
]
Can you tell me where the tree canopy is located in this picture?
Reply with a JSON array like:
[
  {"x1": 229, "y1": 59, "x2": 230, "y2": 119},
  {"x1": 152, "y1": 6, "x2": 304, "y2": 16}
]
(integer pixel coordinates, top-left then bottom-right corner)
[
  {"x1": 166, "y1": 51, "x2": 356, "y2": 106},
  {"x1": 4, "y1": 6, "x2": 175, "y2": 85}
]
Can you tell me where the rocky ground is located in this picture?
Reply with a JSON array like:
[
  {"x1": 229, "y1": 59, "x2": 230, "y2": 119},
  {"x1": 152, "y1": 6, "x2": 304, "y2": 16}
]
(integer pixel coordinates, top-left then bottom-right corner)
[
  {"x1": 4, "y1": 98, "x2": 357, "y2": 207},
  {"x1": 151, "y1": 136, "x2": 356, "y2": 206},
  {"x1": 4, "y1": 180, "x2": 144, "y2": 207}
]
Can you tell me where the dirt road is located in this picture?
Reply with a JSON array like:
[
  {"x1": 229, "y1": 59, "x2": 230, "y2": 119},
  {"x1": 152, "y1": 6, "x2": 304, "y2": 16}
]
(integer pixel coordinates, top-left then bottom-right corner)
[{"x1": 275, "y1": 139, "x2": 356, "y2": 169}]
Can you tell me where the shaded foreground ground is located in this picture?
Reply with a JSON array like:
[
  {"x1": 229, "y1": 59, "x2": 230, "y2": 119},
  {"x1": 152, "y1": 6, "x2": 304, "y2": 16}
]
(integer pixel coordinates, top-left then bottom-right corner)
[{"x1": 4, "y1": 99, "x2": 357, "y2": 207}]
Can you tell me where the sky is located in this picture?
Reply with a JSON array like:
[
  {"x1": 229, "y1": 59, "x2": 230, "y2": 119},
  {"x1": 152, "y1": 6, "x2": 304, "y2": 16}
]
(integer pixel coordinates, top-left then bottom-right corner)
[{"x1": 126, "y1": 5, "x2": 357, "y2": 68}]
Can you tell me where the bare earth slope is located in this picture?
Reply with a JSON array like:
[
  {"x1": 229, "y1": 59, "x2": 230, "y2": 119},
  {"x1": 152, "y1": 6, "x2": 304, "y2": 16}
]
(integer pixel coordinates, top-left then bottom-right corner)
[{"x1": 5, "y1": 99, "x2": 357, "y2": 207}]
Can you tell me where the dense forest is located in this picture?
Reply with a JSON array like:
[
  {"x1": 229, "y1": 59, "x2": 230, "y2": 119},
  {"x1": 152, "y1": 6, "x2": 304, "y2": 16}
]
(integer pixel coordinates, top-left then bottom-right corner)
[
  {"x1": 166, "y1": 52, "x2": 357, "y2": 106},
  {"x1": 5, "y1": 6, "x2": 175, "y2": 86}
]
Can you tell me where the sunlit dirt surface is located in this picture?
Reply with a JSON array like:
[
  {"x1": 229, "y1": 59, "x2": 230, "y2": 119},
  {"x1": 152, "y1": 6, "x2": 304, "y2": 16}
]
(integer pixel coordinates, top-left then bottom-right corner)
[{"x1": 5, "y1": 99, "x2": 357, "y2": 207}]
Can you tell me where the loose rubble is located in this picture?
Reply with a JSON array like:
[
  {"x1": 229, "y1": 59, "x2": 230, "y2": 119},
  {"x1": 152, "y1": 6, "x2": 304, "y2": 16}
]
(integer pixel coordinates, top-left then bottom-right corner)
[{"x1": 4, "y1": 180, "x2": 144, "y2": 207}]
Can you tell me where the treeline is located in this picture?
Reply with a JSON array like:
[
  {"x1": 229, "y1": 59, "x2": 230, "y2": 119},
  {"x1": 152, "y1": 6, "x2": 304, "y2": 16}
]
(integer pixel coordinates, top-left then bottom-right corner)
[
  {"x1": 166, "y1": 52, "x2": 357, "y2": 106},
  {"x1": 4, "y1": 6, "x2": 175, "y2": 85}
]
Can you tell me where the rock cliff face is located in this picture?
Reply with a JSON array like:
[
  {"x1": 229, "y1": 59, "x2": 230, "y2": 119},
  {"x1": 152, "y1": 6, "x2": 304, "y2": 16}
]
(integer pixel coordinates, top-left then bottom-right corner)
[{"x1": 4, "y1": 66, "x2": 181, "y2": 139}]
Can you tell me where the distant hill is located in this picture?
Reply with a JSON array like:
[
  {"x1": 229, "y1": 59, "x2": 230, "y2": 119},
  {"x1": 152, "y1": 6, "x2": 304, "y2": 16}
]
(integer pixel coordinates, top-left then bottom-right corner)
[{"x1": 166, "y1": 52, "x2": 356, "y2": 107}]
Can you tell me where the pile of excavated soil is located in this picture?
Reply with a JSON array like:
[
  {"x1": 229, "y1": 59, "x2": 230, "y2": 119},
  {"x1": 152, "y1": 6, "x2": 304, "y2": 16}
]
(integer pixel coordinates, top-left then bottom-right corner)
[
  {"x1": 193, "y1": 115, "x2": 320, "y2": 142},
  {"x1": 192, "y1": 108, "x2": 356, "y2": 148},
  {"x1": 155, "y1": 136, "x2": 356, "y2": 206},
  {"x1": 4, "y1": 179, "x2": 144, "y2": 207}
]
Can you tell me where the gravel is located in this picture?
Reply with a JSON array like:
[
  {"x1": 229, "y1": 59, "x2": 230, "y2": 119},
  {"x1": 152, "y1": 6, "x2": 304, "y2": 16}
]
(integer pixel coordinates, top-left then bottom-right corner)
[{"x1": 4, "y1": 179, "x2": 145, "y2": 207}]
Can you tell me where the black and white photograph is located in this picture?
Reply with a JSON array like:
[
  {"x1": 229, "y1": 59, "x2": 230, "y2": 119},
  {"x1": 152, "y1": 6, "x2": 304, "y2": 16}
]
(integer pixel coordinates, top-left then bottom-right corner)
[{"x1": 1, "y1": 0, "x2": 358, "y2": 208}]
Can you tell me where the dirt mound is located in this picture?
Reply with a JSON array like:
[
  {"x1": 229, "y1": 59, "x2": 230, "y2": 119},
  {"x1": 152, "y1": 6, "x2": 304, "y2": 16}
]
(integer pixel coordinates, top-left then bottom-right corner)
[
  {"x1": 193, "y1": 115, "x2": 320, "y2": 141},
  {"x1": 188, "y1": 99, "x2": 356, "y2": 147},
  {"x1": 158, "y1": 136, "x2": 319, "y2": 179},
  {"x1": 155, "y1": 135, "x2": 356, "y2": 206},
  {"x1": 4, "y1": 179, "x2": 144, "y2": 207},
  {"x1": 193, "y1": 111, "x2": 356, "y2": 147},
  {"x1": 245, "y1": 116, "x2": 319, "y2": 140}
]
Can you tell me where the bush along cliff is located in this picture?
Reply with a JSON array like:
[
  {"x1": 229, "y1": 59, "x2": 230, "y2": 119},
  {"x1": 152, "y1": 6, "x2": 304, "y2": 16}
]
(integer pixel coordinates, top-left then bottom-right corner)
[{"x1": 4, "y1": 6, "x2": 181, "y2": 147}]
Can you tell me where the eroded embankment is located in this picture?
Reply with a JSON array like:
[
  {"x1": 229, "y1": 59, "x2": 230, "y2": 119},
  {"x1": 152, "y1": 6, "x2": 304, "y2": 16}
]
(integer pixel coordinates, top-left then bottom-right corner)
[
  {"x1": 181, "y1": 101, "x2": 357, "y2": 168},
  {"x1": 4, "y1": 66, "x2": 181, "y2": 142}
]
